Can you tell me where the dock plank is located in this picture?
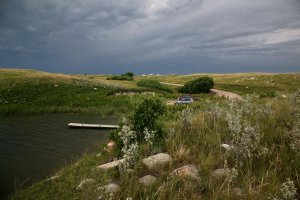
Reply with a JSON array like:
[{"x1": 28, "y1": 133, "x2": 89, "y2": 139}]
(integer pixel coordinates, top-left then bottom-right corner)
[{"x1": 68, "y1": 123, "x2": 119, "y2": 129}]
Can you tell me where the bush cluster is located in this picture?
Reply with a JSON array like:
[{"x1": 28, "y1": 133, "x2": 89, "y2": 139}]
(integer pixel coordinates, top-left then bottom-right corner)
[
  {"x1": 109, "y1": 96, "x2": 167, "y2": 155},
  {"x1": 137, "y1": 79, "x2": 173, "y2": 92},
  {"x1": 107, "y1": 72, "x2": 134, "y2": 81},
  {"x1": 178, "y1": 77, "x2": 214, "y2": 94}
]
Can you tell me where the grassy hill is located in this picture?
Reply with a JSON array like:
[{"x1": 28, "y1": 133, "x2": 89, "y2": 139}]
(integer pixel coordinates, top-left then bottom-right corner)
[{"x1": 1, "y1": 69, "x2": 299, "y2": 116}]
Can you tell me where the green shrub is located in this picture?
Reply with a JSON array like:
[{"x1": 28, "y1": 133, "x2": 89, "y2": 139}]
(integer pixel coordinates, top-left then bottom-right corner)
[
  {"x1": 107, "y1": 75, "x2": 133, "y2": 81},
  {"x1": 137, "y1": 80, "x2": 172, "y2": 92},
  {"x1": 178, "y1": 77, "x2": 214, "y2": 94},
  {"x1": 108, "y1": 129, "x2": 123, "y2": 156},
  {"x1": 260, "y1": 91, "x2": 277, "y2": 98},
  {"x1": 123, "y1": 72, "x2": 134, "y2": 77},
  {"x1": 133, "y1": 97, "x2": 166, "y2": 141}
]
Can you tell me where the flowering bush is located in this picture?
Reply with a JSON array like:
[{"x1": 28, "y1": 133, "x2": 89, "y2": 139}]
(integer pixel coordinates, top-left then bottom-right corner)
[
  {"x1": 273, "y1": 179, "x2": 297, "y2": 200},
  {"x1": 144, "y1": 128, "x2": 155, "y2": 146},
  {"x1": 118, "y1": 124, "x2": 139, "y2": 171}
]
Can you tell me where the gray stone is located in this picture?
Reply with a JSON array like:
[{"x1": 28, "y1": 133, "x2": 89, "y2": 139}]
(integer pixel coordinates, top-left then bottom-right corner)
[
  {"x1": 142, "y1": 153, "x2": 172, "y2": 170},
  {"x1": 139, "y1": 175, "x2": 157, "y2": 186},
  {"x1": 96, "y1": 153, "x2": 102, "y2": 157},
  {"x1": 76, "y1": 178, "x2": 95, "y2": 190},
  {"x1": 125, "y1": 169, "x2": 134, "y2": 174},
  {"x1": 99, "y1": 183, "x2": 121, "y2": 194},
  {"x1": 221, "y1": 144, "x2": 233, "y2": 151},
  {"x1": 45, "y1": 175, "x2": 60, "y2": 181},
  {"x1": 172, "y1": 165, "x2": 200, "y2": 180},
  {"x1": 212, "y1": 168, "x2": 229, "y2": 179},
  {"x1": 97, "y1": 158, "x2": 124, "y2": 170}
]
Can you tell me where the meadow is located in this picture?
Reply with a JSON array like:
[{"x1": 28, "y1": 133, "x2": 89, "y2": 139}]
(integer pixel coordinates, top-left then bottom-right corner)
[{"x1": 1, "y1": 68, "x2": 299, "y2": 199}]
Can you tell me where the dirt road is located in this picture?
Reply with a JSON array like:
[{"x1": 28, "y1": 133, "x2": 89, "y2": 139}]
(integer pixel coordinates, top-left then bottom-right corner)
[{"x1": 160, "y1": 82, "x2": 243, "y2": 100}]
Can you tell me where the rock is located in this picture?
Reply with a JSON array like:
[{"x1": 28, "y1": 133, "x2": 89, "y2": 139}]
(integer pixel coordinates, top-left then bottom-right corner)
[
  {"x1": 97, "y1": 159, "x2": 124, "y2": 170},
  {"x1": 76, "y1": 178, "x2": 95, "y2": 190},
  {"x1": 139, "y1": 175, "x2": 157, "y2": 186},
  {"x1": 104, "y1": 141, "x2": 115, "y2": 152},
  {"x1": 125, "y1": 169, "x2": 134, "y2": 174},
  {"x1": 99, "y1": 183, "x2": 121, "y2": 194},
  {"x1": 142, "y1": 153, "x2": 172, "y2": 170},
  {"x1": 212, "y1": 168, "x2": 229, "y2": 180},
  {"x1": 221, "y1": 144, "x2": 233, "y2": 151},
  {"x1": 45, "y1": 175, "x2": 60, "y2": 181},
  {"x1": 96, "y1": 153, "x2": 102, "y2": 157},
  {"x1": 171, "y1": 165, "x2": 200, "y2": 180},
  {"x1": 282, "y1": 95, "x2": 287, "y2": 98}
]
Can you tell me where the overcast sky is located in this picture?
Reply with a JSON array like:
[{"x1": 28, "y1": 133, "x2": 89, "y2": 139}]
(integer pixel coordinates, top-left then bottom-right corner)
[{"x1": 0, "y1": 0, "x2": 300, "y2": 74}]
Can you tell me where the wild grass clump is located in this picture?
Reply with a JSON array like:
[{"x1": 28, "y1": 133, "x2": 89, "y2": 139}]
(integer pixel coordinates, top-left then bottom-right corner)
[
  {"x1": 137, "y1": 79, "x2": 173, "y2": 93},
  {"x1": 260, "y1": 91, "x2": 277, "y2": 98}
]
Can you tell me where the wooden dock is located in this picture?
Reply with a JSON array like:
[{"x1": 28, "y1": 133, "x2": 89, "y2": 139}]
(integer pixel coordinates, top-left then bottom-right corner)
[{"x1": 68, "y1": 123, "x2": 119, "y2": 129}]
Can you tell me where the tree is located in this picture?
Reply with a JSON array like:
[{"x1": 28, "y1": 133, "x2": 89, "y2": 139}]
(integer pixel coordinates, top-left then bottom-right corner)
[{"x1": 123, "y1": 72, "x2": 134, "y2": 77}]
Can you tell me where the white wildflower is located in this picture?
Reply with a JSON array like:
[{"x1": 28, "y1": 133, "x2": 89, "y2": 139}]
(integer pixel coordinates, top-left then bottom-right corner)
[
  {"x1": 276, "y1": 178, "x2": 298, "y2": 200},
  {"x1": 182, "y1": 108, "x2": 193, "y2": 129},
  {"x1": 226, "y1": 100, "x2": 242, "y2": 136},
  {"x1": 118, "y1": 125, "x2": 138, "y2": 171},
  {"x1": 232, "y1": 125, "x2": 261, "y2": 168},
  {"x1": 144, "y1": 128, "x2": 155, "y2": 146},
  {"x1": 210, "y1": 103, "x2": 224, "y2": 118},
  {"x1": 288, "y1": 125, "x2": 300, "y2": 152}
]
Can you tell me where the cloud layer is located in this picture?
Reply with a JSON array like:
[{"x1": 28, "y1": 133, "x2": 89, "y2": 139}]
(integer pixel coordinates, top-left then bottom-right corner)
[{"x1": 0, "y1": 0, "x2": 300, "y2": 73}]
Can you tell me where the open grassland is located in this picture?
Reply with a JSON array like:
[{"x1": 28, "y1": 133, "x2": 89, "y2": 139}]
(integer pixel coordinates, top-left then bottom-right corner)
[
  {"x1": 1, "y1": 68, "x2": 299, "y2": 116},
  {"x1": 11, "y1": 94, "x2": 300, "y2": 200},
  {"x1": 146, "y1": 73, "x2": 300, "y2": 96}
]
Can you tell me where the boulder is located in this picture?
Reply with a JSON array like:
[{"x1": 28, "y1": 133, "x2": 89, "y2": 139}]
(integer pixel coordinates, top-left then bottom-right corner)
[
  {"x1": 45, "y1": 175, "x2": 60, "y2": 181},
  {"x1": 125, "y1": 169, "x2": 134, "y2": 174},
  {"x1": 99, "y1": 183, "x2": 121, "y2": 194},
  {"x1": 171, "y1": 165, "x2": 200, "y2": 180},
  {"x1": 221, "y1": 144, "x2": 233, "y2": 151},
  {"x1": 103, "y1": 141, "x2": 115, "y2": 152},
  {"x1": 76, "y1": 178, "x2": 95, "y2": 190},
  {"x1": 97, "y1": 159, "x2": 124, "y2": 170},
  {"x1": 139, "y1": 175, "x2": 157, "y2": 187},
  {"x1": 142, "y1": 153, "x2": 172, "y2": 170},
  {"x1": 212, "y1": 168, "x2": 229, "y2": 180}
]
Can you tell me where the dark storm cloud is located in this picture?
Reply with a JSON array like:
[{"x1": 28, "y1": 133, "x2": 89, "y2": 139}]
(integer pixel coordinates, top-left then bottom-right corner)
[{"x1": 0, "y1": 0, "x2": 300, "y2": 74}]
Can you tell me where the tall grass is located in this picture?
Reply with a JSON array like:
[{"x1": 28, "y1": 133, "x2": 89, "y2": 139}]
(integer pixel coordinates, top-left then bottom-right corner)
[
  {"x1": 0, "y1": 77, "x2": 134, "y2": 117},
  {"x1": 137, "y1": 79, "x2": 173, "y2": 93}
]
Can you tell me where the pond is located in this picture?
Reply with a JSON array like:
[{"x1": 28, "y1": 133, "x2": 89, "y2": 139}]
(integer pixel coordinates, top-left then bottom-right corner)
[{"x1": 0, "y1": 114, "x2": 116, "y2": 199}]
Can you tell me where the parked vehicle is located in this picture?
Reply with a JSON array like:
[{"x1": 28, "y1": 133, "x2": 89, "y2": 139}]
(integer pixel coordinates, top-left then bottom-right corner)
[
  {"x1": 174, "y1": 97, "x2": 194, "y2": 105},
  {"x1": 178, "y1": 95, "x2": 198, "y2": 101}
]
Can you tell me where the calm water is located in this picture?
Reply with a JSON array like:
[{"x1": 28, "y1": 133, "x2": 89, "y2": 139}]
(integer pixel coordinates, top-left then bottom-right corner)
[{"x1": 0, "y1": 114, "x2": 115, "y2": 199}]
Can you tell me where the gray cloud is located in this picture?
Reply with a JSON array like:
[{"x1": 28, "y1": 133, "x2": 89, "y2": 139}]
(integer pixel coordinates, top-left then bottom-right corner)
[{"x1": 0, "y1": 0, "x2": 300, "y2": 74}]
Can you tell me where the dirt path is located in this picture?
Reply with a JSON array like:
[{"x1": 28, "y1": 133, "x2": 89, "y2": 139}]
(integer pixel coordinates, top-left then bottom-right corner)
[{"x1": 161, "y1": 82, "x2": 243, "y2": 100}]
